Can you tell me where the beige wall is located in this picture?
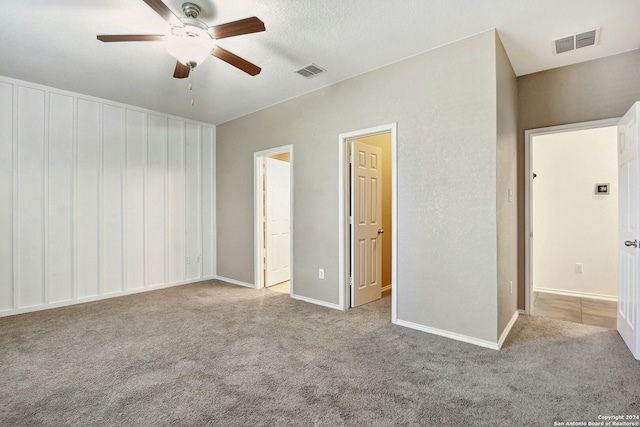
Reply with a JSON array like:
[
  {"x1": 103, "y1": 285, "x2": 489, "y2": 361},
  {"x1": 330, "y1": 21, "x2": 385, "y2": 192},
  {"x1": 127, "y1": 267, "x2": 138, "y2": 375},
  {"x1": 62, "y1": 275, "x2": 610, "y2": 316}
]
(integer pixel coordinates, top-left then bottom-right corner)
[
  {"x1": 354, "y1": 133, "x2": 392, "y2": 288},
  {"x1": 517, "y1": 49, "x2": 640, "y2": 309},
  {"x1": 495, "y1": 33, "x2": 519, "y2": 337},
  {"x1": 218, "y1": 30, "x2": 514, "y2": 345}
]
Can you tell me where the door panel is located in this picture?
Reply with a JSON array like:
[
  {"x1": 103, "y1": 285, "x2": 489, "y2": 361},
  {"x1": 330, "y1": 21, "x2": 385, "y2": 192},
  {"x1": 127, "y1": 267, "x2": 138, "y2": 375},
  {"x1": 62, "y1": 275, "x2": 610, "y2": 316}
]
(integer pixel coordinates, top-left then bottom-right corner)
[
  {"x1": 618, "y1": 102, "x2": 640, "y2": 360},
  {"x1": 351, "y1": 140, "x2": 382, "y2": 307},
  {"x1": 265, "y1": 157, "x2": 291, "y2": 286}
]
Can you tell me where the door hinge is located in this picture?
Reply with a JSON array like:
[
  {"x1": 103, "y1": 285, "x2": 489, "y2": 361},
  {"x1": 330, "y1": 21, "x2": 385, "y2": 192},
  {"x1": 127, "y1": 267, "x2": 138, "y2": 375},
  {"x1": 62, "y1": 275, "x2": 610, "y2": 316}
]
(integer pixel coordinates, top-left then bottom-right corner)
[
  {"x1": 349, "y1": 216, "x2": 353, "y2": 225},
  {"x1": 349, "y1": 277, "x2": 353, "y2": 287},
  {"x1": 530, "y1": 231, "x2": 533, "y2": 238},
  {"x1": 349, "y1": 154, "x2": 353, "y2": 164},
  {"x1": 263, "y1": 263, "x2": 267, "y2": 271}
]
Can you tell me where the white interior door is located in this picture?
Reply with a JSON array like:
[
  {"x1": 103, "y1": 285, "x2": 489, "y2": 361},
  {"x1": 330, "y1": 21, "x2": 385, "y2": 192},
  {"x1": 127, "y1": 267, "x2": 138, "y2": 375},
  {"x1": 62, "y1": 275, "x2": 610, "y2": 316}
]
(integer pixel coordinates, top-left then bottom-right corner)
[
  {"x1": 265, "y1": 157, "x2": 291, "y2": 286},
  {"x1": 350, "y1": 140, "x2": 382, "y2": 307},
  {"x1": 618, "y1": 101, "x2": 640, "y2": 360}
]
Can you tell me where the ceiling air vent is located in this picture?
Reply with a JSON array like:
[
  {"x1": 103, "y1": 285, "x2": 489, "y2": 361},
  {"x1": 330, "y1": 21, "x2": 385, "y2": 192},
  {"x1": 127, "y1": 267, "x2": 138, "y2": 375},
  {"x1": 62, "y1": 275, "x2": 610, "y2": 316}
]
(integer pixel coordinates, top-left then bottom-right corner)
[
  {"x1": 554, "y1": 36, "x2": 574, "y2": 54},
  {"x1": 294, "y1": 63, "x2": 326, "y2": 78},
  {"x1": 576, "y1": 29, "x2": 598, "y2": 49},
  {"x1": 552, "y1": 28, "x2": 600, "y2": 54}
]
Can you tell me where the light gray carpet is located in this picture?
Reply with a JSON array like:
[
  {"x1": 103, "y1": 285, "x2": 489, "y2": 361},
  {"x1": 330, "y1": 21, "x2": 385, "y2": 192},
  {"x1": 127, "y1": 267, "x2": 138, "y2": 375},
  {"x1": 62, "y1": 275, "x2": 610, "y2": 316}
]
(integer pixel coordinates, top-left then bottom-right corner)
[{"x1": 1, "y1": 280, "x2": 638, "y2": 426}]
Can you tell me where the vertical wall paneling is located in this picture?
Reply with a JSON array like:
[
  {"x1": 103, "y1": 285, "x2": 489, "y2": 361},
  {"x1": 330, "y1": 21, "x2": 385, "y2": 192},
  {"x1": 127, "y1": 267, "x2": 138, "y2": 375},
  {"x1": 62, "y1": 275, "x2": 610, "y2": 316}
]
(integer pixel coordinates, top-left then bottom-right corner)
[
  {"x1": 0, "y1": 75, "x2": 215, "y2": 317},
  {"x1": 102, "y1": 105, "x2": 125, "y2": 294},
  {"x1": 167, "y1": 119, "x2": 186, "y2": 283},
  {"x1": 0, "y1": 82, "x2": 13, "y2": 311},
  {"x1": 76, "y1": 99, "x2": 101, "y2": 298},
  {"x1": 43, "y1": 90, "x2": 49, "y2": 306},
  {"x1": 185, "y1": 123, "x2": 202, "y2": 280},
  {"x1": 201, "y1": 126, "x2": 215, "y2": 277},
  {"x1": 125, "y1": 109, "x2": 146, "y2": 290},
  {"x1": 16, "y1": 86, "x2": 46, "y2": 308},
  {"x1": 147, "y1": 115, "x2": 167, "y2": 287},
  {"x1": 48, "y1": 93, "x2": 74, "y2": 303}
]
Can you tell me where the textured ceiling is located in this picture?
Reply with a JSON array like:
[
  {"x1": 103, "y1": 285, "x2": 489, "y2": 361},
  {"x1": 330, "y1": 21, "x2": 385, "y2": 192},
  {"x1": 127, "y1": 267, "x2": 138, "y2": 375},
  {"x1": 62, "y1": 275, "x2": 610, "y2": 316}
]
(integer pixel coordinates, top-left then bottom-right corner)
[{"x1": 0, "y1": 0, "x2": 639, "y2": 125}]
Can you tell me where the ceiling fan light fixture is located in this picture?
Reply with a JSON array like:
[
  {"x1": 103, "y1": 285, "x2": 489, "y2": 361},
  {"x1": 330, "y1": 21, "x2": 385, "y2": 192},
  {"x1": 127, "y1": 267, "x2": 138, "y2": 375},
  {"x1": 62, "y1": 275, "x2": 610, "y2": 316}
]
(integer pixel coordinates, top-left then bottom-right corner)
[
  {"x1": 165, "y1": 25, "x2": 215, "y2": 68},
  {"x1": 97, "y1": 0, "x2": 265, "y2": 78}
]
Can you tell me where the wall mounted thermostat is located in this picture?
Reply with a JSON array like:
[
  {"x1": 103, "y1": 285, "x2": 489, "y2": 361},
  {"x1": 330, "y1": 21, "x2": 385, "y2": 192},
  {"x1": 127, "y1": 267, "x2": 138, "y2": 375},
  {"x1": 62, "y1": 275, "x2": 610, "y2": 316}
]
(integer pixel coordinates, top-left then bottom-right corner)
[{"x1": 595, "y1": 183, "x2": 609, "y2": 195}]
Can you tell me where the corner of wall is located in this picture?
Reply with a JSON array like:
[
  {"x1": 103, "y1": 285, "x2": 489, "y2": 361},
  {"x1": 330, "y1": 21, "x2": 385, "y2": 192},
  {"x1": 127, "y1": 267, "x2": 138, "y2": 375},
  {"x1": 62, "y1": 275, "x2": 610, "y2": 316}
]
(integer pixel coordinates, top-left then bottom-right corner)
[{"x1": 495, "y1": 31, "x2": 519, "y2": 339}]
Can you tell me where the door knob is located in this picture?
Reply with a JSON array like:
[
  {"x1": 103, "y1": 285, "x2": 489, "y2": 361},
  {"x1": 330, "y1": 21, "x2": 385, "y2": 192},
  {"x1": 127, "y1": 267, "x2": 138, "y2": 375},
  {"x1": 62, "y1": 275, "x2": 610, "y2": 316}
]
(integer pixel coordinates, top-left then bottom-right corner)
[
  {"x1": 625, "y1": 240, "x2": 638, "y2": 248},
  {"x1": 377, "y1": 229, "x2": 384, "y2": 234}
]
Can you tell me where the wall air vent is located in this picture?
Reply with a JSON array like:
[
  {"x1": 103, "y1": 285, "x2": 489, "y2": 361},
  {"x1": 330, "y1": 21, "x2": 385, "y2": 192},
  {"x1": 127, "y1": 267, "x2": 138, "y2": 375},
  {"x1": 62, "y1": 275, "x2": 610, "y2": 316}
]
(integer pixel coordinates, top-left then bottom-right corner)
[
  {"x1": 294, "y1": 63, "x2": 326, "y2": 78},
  {"x1": 552, "y1": 28, "x2": 600, "y2": 54}
]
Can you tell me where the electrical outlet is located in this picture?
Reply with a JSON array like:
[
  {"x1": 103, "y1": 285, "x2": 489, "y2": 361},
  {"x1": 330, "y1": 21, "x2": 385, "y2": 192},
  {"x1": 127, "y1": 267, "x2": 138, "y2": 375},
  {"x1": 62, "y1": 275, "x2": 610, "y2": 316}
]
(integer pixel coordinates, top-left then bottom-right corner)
[
  {"x1": 319, "y1": 268, "x2": 325, "y2": 279},
  {"x1": 575, "y1": 263, "x2": 583, "y2": 273},
  {"x1": 509, "y1": 281, "x2": 513, "y2": 295}
]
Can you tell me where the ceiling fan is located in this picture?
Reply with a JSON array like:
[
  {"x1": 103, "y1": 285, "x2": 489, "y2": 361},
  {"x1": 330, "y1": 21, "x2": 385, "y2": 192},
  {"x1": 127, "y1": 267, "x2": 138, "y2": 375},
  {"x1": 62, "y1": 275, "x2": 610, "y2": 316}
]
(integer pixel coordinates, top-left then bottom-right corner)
[{"x1": 97, "y1": 0, "x2": 265, "y2": 78}]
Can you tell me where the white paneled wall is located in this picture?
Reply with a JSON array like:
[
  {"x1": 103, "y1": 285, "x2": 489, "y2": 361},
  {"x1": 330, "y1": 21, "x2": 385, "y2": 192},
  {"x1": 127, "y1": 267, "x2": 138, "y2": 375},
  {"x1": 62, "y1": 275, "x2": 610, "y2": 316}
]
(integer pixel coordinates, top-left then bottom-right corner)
[
  {"x1": 0, "y1": 76, "x2": 216, "y2": 317},
  {"x1": 167, "y1": 120, "x2": 186, "y2": 284},
  {"x1": 0, "y1": 82, "x2": 12, "y2": 310}
]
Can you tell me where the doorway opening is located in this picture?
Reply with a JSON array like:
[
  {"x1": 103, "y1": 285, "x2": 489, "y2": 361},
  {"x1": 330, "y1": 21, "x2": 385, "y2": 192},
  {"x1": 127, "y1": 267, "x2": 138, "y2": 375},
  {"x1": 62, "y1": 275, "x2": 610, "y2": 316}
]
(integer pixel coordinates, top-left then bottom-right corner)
[
  {"x1": 524, "y1": 119, "x2": 619, "y2": 327},
  {"x1": 338, "y1": 124, "x2": 397, "y2": 321},
  {"x1": 254, "y1": 145, "x2": 293, "y2": 294}
]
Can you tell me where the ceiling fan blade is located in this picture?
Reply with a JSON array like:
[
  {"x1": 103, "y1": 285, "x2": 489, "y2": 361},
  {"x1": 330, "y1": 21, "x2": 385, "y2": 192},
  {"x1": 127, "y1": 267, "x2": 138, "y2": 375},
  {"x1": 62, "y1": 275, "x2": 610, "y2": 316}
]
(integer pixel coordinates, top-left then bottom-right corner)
[
  {"x1": 142, "y1": 0, "x2": 182, "y2": 27},
  {"x1": 97, "y1": 35, "x2": 165, "y2": 42},
  {"x1": 173, "y1": 61, "x2": 191, "y2": 79},
  {"x1": 211, "y1": 17, "x2": 265, "y2": 39},
  {"x1": 212, "y1": 47, "x2": 261, "y2": 76}
]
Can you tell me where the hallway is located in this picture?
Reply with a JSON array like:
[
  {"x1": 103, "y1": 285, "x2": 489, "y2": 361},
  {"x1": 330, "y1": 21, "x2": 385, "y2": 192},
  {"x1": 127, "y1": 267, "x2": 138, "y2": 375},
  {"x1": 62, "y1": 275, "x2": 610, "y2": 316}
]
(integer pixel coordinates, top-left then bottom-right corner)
[{"x1": 533, "y1": 292, "x2": 617, "y2": 329}]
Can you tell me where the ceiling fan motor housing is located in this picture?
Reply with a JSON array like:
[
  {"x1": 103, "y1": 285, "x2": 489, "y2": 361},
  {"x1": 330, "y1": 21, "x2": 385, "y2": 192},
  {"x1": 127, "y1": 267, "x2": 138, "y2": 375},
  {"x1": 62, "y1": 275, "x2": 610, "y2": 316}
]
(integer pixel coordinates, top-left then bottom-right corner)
[{"x1": 182, "y1": 2, "x2": 201, "y2": 19}]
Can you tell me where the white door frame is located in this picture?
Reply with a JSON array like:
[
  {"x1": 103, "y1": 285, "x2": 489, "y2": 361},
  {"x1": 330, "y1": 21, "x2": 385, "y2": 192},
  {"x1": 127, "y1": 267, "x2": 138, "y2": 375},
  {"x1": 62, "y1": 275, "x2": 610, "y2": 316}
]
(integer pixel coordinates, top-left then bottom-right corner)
[
  {"x1": 524, "y1": 118, "x2": 619, "y2": 314},
  {"x1": 338, "y1": 123, "x2": 397, "y2": 321},
  {"x1": 254, "y1": 145, "x2": 293, "y2": 290}
]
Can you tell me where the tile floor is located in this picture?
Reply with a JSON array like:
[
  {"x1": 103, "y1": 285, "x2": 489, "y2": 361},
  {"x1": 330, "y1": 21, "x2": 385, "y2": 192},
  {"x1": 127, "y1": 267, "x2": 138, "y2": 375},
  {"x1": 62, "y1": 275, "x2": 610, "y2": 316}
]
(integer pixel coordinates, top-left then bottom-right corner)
[
  {"x1": 533, "y1": 292, "x2": 617, "y2": 329},
  {"x1": 266, "y1": 281, "x2": 290, "y2": 294}
]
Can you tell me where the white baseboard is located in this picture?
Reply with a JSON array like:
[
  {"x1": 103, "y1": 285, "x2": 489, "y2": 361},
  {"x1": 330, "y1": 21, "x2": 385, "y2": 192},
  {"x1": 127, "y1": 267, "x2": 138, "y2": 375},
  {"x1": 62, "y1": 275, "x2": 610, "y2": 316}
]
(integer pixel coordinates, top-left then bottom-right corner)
[
  {"x1": 534, "y1": 287, "x2": 617, "y2": 302},
  {"x1": 394, "y1": 318, "x2": 500, "y2": 350},
  {"x1": 214, "y1": 276, "x2": 256, "y2": 289},
  {"x1": 214, "y1": 276, "x2": 342, "y2": 311},
  {"x1": 498, "y1": 311, "x2": 519, "y2": 349},
  {"x1": 291, "y1": 293, "x2": 343, "y2": 311},
  {"x1": 0, "y1": 277, "x2": 214, "y2": 318}
]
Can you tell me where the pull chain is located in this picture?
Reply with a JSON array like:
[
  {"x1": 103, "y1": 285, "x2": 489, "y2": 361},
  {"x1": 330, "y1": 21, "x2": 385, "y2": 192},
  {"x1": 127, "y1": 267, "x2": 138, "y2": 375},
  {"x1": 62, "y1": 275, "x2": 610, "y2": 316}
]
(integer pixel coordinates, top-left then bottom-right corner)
[{"x1": 189, "y1": 66, "x2": 195, "y2": 107}]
